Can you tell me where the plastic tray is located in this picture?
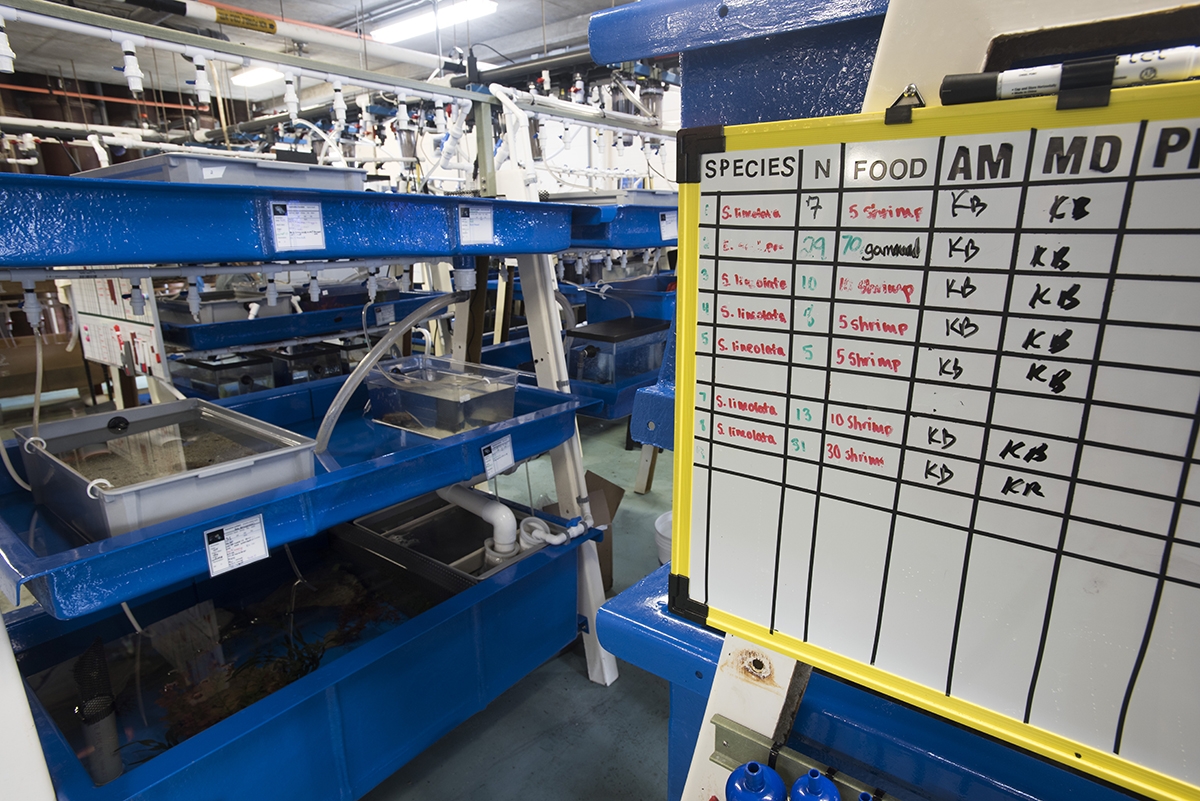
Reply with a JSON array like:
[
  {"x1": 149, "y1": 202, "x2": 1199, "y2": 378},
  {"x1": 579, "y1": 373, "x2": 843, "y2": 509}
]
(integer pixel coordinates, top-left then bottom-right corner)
[
  {"x1": 79, "y1": 152, "x2": 368, "y2": 192},
  {"x1": 161, "y1": 291, "x2": 441, "y2": 350},
  {"x1": 14, "y1": 400, "x2": 314, "y2": 541},
  {"x1": 366, "y1": 356, "x2": 519, "y2": 439}
]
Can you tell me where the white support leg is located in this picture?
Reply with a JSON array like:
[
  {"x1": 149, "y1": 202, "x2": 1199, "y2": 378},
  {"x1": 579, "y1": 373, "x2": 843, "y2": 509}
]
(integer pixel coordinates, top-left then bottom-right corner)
[
  {"x1": 634, "y1": 442, "x2": 658, "y2": 495},
  {"x1": 681, "y1": 634, "x2": 801, "y2": 800},
  {"x1": 0, "y1": 622, "x2": 56, "y2": 800},
  {"x1": 493, "y1": 266, "x2": 509, "y2": 343},
  {"x1": 491, "y1": 85, "x2": 618, "y2": 686},
  {"x1": 518, "y1": 251, "x2": 619, "y2": 687}
]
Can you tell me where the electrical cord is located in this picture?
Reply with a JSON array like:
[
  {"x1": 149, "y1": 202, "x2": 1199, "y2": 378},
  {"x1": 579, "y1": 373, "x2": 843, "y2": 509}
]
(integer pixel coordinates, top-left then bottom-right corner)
[{"x1": 471, "y1": 43, "x2": 517, "y2": 64}]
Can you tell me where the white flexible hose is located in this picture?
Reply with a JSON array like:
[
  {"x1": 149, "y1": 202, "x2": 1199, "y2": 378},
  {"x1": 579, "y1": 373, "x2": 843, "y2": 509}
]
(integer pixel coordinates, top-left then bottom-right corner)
[
  {"x1": 292, "y1": 119, "x2": 347, "y2": 168},
  {"x1": 32, "y1": 333, "x2": 43, "y2": 438}
]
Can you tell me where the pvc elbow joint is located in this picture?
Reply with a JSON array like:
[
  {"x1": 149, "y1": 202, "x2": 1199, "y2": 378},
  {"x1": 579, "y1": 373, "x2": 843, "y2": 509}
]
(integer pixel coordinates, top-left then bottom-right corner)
[{"x1": 436, "y1": 484, "x2": 518, "y2": 557}]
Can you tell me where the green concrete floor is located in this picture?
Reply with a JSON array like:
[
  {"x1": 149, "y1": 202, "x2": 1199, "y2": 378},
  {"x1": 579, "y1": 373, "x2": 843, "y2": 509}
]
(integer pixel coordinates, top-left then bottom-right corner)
[{"x1": 362, "y1": 417, "x2": 675, "y2": 801}]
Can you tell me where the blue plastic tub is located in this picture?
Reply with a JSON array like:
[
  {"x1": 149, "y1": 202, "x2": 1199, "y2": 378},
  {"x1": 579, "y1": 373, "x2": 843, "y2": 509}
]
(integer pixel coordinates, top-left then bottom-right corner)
[
  {"x1": 584, "y1": 274, "x2": 677, "y2": 322},
  {"x1": 8, "y1": 520, "x2": 592, "y2": 801}
]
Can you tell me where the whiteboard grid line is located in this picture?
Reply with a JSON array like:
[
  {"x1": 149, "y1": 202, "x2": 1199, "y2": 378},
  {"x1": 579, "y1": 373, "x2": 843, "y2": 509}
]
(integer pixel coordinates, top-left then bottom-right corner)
[
  {"x1": 1113, "y1": 385, "x2": 1200, "y2": 753},
  {"x1": 868, "y1": 135, "x2": 948, "y2": 668},
  {"x1": 698, "y1": 460, "x2": 1200, "y2": 592},
  {"x1": 700, "y1": 453, "x2": 1200, "y2": 592},
  {"x1": 801, "y1": 143, "x2": 847, "y2": 643},
  {"x1": 765, "y1": 160, "x2": 810, "y2": 634},
  {"x1": 765, "y1": 256, "x2": 803, "y2": 634},
  {"x1": 701, "y1": 191, "x2": 718, "y2": 606},
  {"x1": 1021, "y1": 120, "x2": 1149, "y2": 728},
  {"x1": 944, "y1": 126, "x2": 1040, "y2": 698}
]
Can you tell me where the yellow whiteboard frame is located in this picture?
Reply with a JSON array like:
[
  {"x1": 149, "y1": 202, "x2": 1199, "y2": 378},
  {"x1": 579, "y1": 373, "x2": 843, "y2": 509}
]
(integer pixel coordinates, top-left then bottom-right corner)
[{"x1": 670, "y1": 80, "x2": 1200, "y2": 801}]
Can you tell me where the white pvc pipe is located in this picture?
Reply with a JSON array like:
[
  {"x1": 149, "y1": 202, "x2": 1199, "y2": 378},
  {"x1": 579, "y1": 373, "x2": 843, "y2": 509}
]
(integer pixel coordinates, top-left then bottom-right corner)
[
  {"x1": 420, "y1": 97, "x2": 471, "y2": 190},
  {"x1": 170, "y1": 0, "x2": 448, "y2": 72},
  {"x1": 508, "y1": 86, "x2": 661, "y2": 129},
  {"x1": 436, "y1": 483, "x2": 518, "y2": 557},
  {"x1": 0, "y1": 5, "x2": 460, "y2": 105},
  {"x1": 490, "y1": 84, "x2": 537, "y2": 188},
  {"x1": 0, "y1": 115, "x2": 176, "y2": 141}
]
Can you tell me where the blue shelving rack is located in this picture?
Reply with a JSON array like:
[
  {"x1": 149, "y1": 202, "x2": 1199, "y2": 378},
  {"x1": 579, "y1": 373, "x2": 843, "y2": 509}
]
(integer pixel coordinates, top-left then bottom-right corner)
[{"x1": 0, "y1": 171, "x2": 611, "y2": 801}]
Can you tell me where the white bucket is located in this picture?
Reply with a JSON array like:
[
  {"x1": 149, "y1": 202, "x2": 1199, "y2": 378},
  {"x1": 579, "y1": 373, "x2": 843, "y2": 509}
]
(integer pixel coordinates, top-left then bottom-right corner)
[{"x1": 654, "y1": 511, "x2": 672, "y2": 565}]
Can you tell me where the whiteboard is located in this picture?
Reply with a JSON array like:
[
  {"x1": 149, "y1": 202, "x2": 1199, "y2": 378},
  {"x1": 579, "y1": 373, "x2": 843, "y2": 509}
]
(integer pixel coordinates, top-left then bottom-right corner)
[{"x1": 672, "y1": 82, "x2": 1200, "y2": 801}]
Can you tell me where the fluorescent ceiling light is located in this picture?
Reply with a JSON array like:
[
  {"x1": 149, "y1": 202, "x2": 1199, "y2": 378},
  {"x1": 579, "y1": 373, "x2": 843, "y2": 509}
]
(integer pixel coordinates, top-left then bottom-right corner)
[
  {"x1": 371, "y1": 0, "x2": 498, "y2": 44},
  {"x1": 231, "y1": 67, "x2": 285, "y2": 87}
]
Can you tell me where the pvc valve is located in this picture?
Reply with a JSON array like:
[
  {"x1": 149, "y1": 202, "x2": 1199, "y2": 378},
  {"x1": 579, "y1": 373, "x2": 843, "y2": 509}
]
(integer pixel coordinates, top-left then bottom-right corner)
[
  {"x1": 790, "y1": 768, "x2": 840, "y2": 801},
  {"x1": 283, "y1": 73, "x2": 299, "y2": 120},
  {"x1": 332, "y1": 81, "x2": 347, "y2": 125},
  {"x1": 727, "y1": 761, "x2": 787, "y2": 801},
  {"x1": 187, "y1": 277, "x2": 201, "y2": 321},
  {"x1": 308, "y1": 274, "x2": 320, "y2": 303},
  {"x1": 119, "y1": 40, "x2": 144, "y2": 95},
  {"x1": 265, "y1": 275, "x2": 278, "y2": 306},
  {"x1": 128, "y1": 285, "x2": 145, "y2": 317},
  {"x1": 191, "y1": 56, "x2": 211, "y2": 107},
  {"x1": 21, "y1": 279, "x2": 42, "y2": 331},
  {"x1": 0, "y1": 22, "x2": 15, "y2": 74},
  {"x1": 366, "y1": 268, "x2": 378, "y2": 302}
]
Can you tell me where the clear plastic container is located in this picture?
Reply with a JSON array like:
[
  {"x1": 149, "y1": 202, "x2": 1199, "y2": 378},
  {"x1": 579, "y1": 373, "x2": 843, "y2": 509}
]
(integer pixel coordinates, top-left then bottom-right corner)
[
  {"x1": 366, "y1": 356, "x2": 518, "y2": 439},
  {"x1": 172, "y1": 354, "x2": 276, "y2": 398},
  {"x1": 330, "y1": 336, "x2": 372, "y2": 371},
  {"x1": 261, "y1": 343, "x2": 345, "y2": 386},
  {"x1": 564, "y1": 317, "x2": 670, "y2": 384},
  {"x1": 15, "y1": 399, "x2": 315, "y2": 540}
]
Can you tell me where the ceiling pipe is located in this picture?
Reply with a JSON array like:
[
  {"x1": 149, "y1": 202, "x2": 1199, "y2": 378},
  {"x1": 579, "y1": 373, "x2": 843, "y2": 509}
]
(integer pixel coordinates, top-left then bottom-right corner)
[
  {"x1": 116, "y1": 0, "x2": 459, "y2": 73},
  {"x1": 0, "y1": 0, "x2": 482, "y2": 103},
  {"x1": 0, "y1": 115, "x2": 178, "y2": 140},
  {"x1": 449, "y1": 48, "x2": 595, "y2": 89}
]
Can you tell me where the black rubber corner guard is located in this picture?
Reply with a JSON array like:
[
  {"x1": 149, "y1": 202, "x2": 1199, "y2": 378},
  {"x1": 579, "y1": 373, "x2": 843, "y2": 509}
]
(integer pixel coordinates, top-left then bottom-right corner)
[
  {"x1": 668, "y1": 572, "x2": 711, "y2": 626},
  {"x1": 677, "y1": 125, "x2": 726, "y2": 184}
]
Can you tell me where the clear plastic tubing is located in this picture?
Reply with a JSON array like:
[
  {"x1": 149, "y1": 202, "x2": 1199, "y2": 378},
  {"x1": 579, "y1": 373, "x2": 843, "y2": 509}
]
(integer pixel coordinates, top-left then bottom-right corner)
[{"x1": 315, "y1": 291, "x2": 467, "y2": 454}]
